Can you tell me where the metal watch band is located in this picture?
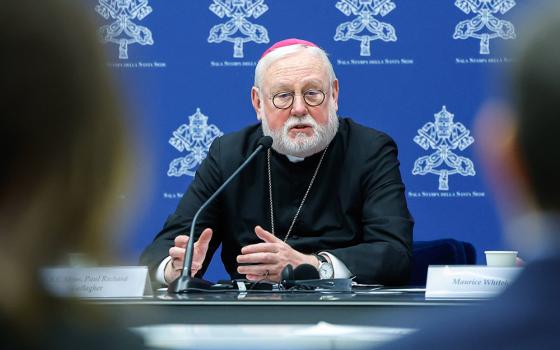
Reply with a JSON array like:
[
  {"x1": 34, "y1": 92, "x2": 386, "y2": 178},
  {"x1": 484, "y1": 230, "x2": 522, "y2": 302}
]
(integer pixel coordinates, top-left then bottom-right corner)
[{"x1": 314, "y1": 253, "x2": 328, "y2": 264}]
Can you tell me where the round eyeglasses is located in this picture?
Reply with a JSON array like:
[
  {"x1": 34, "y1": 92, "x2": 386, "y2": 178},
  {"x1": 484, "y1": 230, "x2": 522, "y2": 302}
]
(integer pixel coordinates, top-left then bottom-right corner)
[{"x1": 271, "y1": 89, "x2": 326, "y2": 109}]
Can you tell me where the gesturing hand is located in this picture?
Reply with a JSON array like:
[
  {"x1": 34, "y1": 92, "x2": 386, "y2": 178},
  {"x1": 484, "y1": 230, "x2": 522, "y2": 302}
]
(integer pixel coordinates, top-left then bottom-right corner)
[
  {"x1": 236, "y1": 226, "x2": 317, "y2": 282},
  {"x1": 164, "y1": 228, "x2": 213, "y2": 284}
]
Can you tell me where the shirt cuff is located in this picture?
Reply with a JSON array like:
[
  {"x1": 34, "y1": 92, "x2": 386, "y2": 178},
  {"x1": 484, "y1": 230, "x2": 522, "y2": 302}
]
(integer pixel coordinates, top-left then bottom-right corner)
[
  {"x1": 156, "y1": 256, "x2": 172, "y2": 285},
  {"x1": 321, "y1": 252, "x2": 352, "y2": 278}
]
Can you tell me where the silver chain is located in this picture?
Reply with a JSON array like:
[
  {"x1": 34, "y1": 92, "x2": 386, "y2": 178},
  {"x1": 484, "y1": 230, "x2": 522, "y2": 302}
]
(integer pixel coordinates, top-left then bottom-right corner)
[
  {"x1": 267, "y1": 148, "x2": 275, "y2": 236},
  {"x1": 267, "y1": 145, "x2": 329, "y2": 242}
]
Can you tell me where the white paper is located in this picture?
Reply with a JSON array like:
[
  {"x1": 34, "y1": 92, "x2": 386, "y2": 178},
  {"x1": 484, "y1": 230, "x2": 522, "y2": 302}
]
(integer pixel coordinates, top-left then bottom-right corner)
[{"x1": 131, "y1": 322, "x2": 415, "y2": 350}]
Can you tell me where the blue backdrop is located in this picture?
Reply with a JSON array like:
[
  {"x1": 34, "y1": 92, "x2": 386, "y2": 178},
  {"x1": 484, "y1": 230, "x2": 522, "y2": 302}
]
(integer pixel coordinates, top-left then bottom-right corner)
[{"x1": 86, "y1": 0, "x2": 537, "y2": 281}]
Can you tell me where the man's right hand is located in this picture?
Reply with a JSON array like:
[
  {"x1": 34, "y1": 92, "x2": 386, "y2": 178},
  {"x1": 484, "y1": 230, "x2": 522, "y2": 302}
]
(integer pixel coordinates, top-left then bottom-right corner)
[{"x1": 164, "y1": 228, "x2": 213, "y2": 284}]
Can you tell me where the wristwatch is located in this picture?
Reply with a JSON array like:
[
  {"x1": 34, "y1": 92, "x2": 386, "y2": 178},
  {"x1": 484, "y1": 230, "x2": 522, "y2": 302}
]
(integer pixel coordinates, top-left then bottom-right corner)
[{"x1": 315, "y1": 253, "x2": 334, "y2": 279}]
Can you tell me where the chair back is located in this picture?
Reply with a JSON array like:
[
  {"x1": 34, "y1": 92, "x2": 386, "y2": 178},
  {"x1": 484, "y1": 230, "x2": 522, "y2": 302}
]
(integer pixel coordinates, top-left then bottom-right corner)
[{"x1": 410, "y1": 239, "x2": 476, "y2": 285}]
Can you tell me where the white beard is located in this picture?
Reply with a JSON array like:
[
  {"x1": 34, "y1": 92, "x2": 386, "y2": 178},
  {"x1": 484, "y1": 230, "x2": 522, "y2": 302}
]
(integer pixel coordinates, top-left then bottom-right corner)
[{"x1": 261, "y1": 104, "x2": 339, "y2": 158}]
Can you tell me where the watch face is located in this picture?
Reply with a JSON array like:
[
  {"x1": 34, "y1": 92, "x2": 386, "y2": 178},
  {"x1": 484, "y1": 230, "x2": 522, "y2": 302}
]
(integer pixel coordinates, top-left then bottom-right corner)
[{"x1": 319, "y1": 263, "x2": 334, "y2": 279}]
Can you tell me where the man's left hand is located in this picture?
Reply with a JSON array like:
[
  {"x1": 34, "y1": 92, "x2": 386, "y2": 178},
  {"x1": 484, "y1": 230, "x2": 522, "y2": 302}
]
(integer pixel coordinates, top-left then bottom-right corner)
[{"x1": 237, "y1": 226, "x2": 317, "y2": 282}]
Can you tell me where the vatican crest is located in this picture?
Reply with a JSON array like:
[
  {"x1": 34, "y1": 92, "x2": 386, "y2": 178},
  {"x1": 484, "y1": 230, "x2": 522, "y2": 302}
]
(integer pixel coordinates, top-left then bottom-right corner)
[
  {"x1": 95, "y1": 0, "x2": 154, "y2": 59},
  {"x1": 412, "y1": 106, "x2": 476, "y2": 191},
  {"x1": 167, "y1": 108, "x2": 224, "y2": 177},
  {"x1": 208, "y1": 0, "x2": 270, "y2": 58},
  {"x1": 453, "y1": 0, "x2": 516, "y2": 55},
  {"x1": 334, "y1": 0, "x2": 397, "y2": 56}
]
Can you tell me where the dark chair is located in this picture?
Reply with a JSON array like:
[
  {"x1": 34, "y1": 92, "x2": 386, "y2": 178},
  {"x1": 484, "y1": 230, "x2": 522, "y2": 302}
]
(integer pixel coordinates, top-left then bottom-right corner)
[{"x1": 410, "y1": 239, "x2": 476, "y2": 286}]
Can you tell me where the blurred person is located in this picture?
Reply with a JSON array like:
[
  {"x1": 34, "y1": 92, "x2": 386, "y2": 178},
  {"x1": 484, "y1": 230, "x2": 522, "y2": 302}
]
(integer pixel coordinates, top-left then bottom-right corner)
[
  {"x1": 140, "y1": 39, "x2": 413, "y2": 286},
  {"x1": 380, "y1": 4, "x2": 560, "y2": 350},
  {"x1": 0, "y1": 0, "x2": 143, "y2": 348}
]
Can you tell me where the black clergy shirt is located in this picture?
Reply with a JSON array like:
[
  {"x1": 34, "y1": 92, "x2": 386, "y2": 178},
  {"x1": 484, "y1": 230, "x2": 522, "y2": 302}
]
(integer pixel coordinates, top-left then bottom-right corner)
[{"x1": 140, "y1": 118, "x2": 414, "y2": 285}]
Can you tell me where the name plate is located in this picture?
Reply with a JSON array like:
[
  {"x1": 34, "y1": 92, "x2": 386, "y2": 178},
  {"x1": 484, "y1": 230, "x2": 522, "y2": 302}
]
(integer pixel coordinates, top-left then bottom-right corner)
[
  {"x1": 41, "y1": 266, "x2": 153, "y2": 298},
  {"x1": 425, "y1": 265, "x2": 522, "y2": 299}
]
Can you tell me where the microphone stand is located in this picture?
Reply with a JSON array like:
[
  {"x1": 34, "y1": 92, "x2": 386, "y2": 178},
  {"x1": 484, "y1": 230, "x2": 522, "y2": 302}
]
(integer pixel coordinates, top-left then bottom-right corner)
[{"x1": 168, "y1": 136, "x2": 272, "y2": 293}]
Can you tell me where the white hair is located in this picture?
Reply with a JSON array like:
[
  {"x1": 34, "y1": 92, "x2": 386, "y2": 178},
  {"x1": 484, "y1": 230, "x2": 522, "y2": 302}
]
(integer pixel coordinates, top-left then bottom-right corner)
[{"x1": 254, "y1": 44, "x2": 337, "y2": 90}]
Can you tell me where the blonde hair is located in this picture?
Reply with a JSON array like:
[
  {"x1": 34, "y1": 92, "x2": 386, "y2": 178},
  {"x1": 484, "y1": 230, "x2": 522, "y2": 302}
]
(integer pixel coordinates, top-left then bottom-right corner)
[{"x1": 0, "y1": 0, "x2": 131, "y2": 324}]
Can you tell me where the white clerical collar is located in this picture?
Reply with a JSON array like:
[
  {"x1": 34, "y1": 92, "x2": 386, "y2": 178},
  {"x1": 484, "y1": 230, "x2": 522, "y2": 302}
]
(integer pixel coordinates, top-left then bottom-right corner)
[{"x1": 285, "y1": 154, "x2": 305, "y2": 163}]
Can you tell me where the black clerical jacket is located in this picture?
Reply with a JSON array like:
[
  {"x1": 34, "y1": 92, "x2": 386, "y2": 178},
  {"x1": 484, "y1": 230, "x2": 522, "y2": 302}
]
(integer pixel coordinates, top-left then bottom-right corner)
[{"x1": 140, "y1": 118, "x2": 414, "y2": 285}]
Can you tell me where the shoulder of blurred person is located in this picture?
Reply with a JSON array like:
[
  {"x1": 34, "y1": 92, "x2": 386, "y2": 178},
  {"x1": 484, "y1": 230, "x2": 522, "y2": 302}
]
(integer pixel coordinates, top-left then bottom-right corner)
[
  {"x1": 379, "y1": 3, "x2": 560, "y2": 349},
  {"x1": 378, "y1": 253, "x2": 560, "y2": 350},
  {"x1": 1, "y1": 299, "x2": 143, "y2": 350},
  {"x1": 0, "y1": 0, "x2": 144, "y2": 348}
]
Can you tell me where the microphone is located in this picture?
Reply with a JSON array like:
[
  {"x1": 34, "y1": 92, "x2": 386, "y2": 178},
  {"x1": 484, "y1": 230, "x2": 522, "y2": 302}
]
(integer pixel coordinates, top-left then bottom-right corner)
[
  {"x1": 294, "y1": 264, "x2": 320, "y2": 280},
  {"x1": 168, "y1": 136, "x2": 273, "y2": 293},
  {"x1": 280, "y1": 263, "x2": 320, "y2": 284},
  {"x1": 280, "y1": 263, "x2": 352, "y2": 292}
]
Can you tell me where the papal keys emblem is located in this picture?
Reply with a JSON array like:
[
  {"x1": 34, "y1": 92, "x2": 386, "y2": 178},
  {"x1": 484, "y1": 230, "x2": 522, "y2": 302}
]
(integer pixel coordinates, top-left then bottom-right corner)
[
  {"x1": 167, "y1": 108, "x2": 224, "y2": 177},
  {"x1": 95, "y1": 0, "x2": 154, "y2": 59},
  {"x1": 208, "y1": 0, "x2": 270, "y2": 58},
  {"x1": 334, "y1": 0, "x2": 397, "y2": 56},
  {"x1": 412, "y1": 106, "x2": 476, "y2": 191},
  {"x1": 453, "y1": 0, "x2": 516, "y2": 55}
]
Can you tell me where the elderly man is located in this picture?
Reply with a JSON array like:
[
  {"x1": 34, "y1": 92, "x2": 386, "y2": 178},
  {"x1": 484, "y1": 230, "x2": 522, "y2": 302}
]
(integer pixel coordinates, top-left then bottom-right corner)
[{"x1": 140, "y1": 38, "x2": 413, "y2": 286}]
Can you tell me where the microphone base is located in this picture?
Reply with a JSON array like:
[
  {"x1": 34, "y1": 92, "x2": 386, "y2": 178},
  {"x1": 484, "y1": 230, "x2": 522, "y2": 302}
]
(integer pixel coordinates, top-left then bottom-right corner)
[{"x1": 167, "y1": 275, "x2": 214, "y2": 293}]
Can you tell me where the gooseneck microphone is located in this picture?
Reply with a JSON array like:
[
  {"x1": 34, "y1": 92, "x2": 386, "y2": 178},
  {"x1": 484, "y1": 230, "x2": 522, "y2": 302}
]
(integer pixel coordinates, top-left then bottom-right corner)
[{"x1": 168, "y1": 136, "x2": 273, "y2": 293}]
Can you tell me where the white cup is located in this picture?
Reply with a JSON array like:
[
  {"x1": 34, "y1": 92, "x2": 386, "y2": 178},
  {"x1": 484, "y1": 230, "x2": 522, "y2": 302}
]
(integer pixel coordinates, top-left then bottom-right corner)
[{"x1": 484, "y1": 251, "x2": 518, "y2": 267}]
